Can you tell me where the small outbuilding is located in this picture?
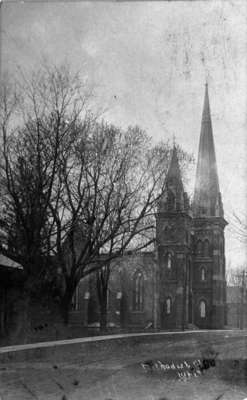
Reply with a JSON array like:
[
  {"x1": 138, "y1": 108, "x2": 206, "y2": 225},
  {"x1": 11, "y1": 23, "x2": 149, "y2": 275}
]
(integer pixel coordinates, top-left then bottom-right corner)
[{"x1": 0, "y1": 254, "x2": 23, "y2": 338}]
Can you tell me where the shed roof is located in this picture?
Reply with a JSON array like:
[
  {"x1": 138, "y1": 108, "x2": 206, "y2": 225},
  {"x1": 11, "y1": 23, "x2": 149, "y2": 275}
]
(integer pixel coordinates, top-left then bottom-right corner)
[{"x1": 0, "y1": 254, "x2": 23, "y2": 270}]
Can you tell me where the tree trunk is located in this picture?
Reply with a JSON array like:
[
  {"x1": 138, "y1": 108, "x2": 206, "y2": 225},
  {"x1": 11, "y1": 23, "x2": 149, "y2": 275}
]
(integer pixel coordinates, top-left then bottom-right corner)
[
  {"x1": 96, "y1": 264, "x2": 110, "y2": 334},
  {"x1": 60, "y1": 295, "x2": 72, "y2": 326},
  {"x1": 7, "y1": 293, "x2": 32, "y2": 345},
  {"x1": 99, "y1": 293, "x2": 108, "y2": 333}
]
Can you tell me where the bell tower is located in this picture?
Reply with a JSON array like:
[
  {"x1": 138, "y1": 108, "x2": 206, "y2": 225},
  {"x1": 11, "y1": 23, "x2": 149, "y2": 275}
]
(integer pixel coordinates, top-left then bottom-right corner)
[
  {"x1": 156, "y1": 146, "x2": 192, "y2": 329},
  {"x1": 192, "y1": 84, "x2": 227, "y2": 329}
]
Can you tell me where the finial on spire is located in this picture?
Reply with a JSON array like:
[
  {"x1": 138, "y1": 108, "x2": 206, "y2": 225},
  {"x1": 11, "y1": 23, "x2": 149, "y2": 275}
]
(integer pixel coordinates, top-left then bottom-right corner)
[
  {"x1": 205, "y1": 69, "x2": 210, "y2": 87},
  {"x1": 172, "y1": 134, "x2": 176, "y2": 148}
]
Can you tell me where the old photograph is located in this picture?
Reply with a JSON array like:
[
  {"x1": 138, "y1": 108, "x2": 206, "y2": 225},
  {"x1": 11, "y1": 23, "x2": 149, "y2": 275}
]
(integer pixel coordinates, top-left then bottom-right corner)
[{"x1": 0, "y1": 1, "x2": 246, "y2": 399}]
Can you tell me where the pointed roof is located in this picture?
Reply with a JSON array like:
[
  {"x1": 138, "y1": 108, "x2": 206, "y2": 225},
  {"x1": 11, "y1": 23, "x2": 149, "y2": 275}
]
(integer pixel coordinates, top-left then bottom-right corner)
[
  {"x1": 157, "y1": 145, "x2": 190, "y2": 213},
  {"x1": 193, "y1": 84, "x2": 223, "y2": 217},
  {"x1": 166, "y1": 145, "x2": 183, "y2": 187}
]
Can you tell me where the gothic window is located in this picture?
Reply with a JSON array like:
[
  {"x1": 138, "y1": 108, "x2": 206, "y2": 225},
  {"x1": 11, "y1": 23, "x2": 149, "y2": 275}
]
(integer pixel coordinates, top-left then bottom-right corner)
[
  {"x1": 196, "y1": 240, "x2": 202, "y2": 255},
  {"x1": 204, "y1": 240, "x2": 210, "y2": 257},
  {"x1": 199, "y1": 300, "x2": 206, "y2": 318},
  {"x1": 201, "y1": 267, "x2": 206, "y2": 281},
  {"x1": 166, "y1": 297, "x2": 172, "y2": 314},
  {"x1": 133, "y1": 271, "x2": 144, "y2": 311},
  {"x1": 167, "y1": 252, "x2": 172, "y2": 269}
]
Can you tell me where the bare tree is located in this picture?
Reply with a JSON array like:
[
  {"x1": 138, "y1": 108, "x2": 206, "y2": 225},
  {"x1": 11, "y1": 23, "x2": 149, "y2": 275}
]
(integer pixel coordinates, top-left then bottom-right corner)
[
  {"x1": 226, "y1": 263, "x2": 246, "y2": 286},
  {"x1": 52, "y1": 122, "x2": 172, "y2": 323},
  {"x1": 228, "y1": 211, "x2": 247, "y2": 243},
  {"x1": 92, "y1": 139, "x2": 193, "y2": 332},
  {"x1": 226, "y1": 264, "x2": 247, "y2": 329},
  {"x1": 0, "y1": 65, "x2": 93, "y2": 336},
  {"x1": 0, "y1": 65, "x2": 194, "y2": 333}
]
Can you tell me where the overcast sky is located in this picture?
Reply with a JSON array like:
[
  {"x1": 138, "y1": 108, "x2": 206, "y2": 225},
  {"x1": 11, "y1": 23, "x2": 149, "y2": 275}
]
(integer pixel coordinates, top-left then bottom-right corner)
[{"x1": 2, "y1": 0, "x2": 247, "y2": 269}]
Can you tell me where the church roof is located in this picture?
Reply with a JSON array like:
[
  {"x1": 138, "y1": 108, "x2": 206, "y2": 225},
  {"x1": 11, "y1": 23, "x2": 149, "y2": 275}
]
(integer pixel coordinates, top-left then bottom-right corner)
[{"x1": 193, "y1": 84, "x2": 223, "y2": 217}]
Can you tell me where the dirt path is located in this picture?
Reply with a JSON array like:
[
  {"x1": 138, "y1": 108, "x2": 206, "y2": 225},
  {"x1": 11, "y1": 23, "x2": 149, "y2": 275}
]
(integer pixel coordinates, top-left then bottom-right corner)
[{"x1": 0, "y1": 331, "x2": 247, "y2": 400}]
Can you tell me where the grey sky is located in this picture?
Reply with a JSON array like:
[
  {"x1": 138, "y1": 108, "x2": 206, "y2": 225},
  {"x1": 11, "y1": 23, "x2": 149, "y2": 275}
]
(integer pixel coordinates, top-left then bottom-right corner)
[{"x1": 2, "y1": 1, "x2": 247, "y2": 268}]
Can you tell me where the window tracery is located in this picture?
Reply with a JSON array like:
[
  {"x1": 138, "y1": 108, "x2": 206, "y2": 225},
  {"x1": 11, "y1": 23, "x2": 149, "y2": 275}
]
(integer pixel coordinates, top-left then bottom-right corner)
[{"x1": 199, "y1": 300, "x2": 206, "y2": 318}]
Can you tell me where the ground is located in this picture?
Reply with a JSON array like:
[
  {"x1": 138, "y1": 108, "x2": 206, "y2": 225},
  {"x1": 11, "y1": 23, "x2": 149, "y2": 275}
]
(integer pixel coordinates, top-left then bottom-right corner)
[{"x1": 1, "y1": 331, "x2": 247, "y2": 400}]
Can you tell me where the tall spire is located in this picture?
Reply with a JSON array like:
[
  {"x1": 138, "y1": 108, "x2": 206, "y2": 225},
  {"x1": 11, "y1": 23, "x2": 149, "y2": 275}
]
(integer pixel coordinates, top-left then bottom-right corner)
[{"x1": 193, "y1": 84, "x2": 223, "y2": 217}]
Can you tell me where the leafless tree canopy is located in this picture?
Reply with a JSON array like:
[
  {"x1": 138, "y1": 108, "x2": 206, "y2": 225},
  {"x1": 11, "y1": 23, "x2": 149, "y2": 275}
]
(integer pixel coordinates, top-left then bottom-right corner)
[
  {"x1": 229, "y1": 211, "x2": 247, "y2": 243},
  {"x1": 226, "y1": 263, "x2": 246, "y2": 287},
  {"x1": 0, "y1": 65, "x2": 193, "y2": 321}
]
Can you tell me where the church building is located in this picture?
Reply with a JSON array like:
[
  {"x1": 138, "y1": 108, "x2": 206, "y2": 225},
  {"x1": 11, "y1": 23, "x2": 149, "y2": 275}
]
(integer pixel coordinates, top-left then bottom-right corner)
[{"x1": 74, "y1": 85, "x2": 227, "y2": 331}]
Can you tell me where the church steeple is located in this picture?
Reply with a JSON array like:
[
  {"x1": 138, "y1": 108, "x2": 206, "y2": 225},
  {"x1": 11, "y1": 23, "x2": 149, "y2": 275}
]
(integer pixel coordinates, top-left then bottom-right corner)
[
  {"x1": 166, "y1": 145, "x2": 183, "y2": 188},
  {"x1": 158, "y1": 145, "x2": 189, "y2": 213},
  {"x1": 156, "y1": 145, "x2": 192, "y2": 331},
  {"x1": 193, "y1": 84, "x2": 223, "y2": 217}
]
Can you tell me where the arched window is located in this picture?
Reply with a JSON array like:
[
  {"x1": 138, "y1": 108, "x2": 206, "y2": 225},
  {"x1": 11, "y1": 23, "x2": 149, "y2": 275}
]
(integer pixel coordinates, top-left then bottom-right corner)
[
  {"x1": 196, "y1": 240, "x2": 202, "y2": 255},
  {"x1": 204, "y1": 240, "x2": 210, "y2": 257},
  {"x1": 133, "y1": 271, "x2": 144, "y2": 311},
  {"x1": 166, "y1": 297, "x2": 172, "y2": 314},
  {"x1": 199, "y1": 300, "x2": 206, "y2": 318},
  {"x1": 201, "y1": 267, "x2": 206, "y2": 281},
  {"x1": 167, "y1": 253, "x2": 172, "y2": 269}
]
